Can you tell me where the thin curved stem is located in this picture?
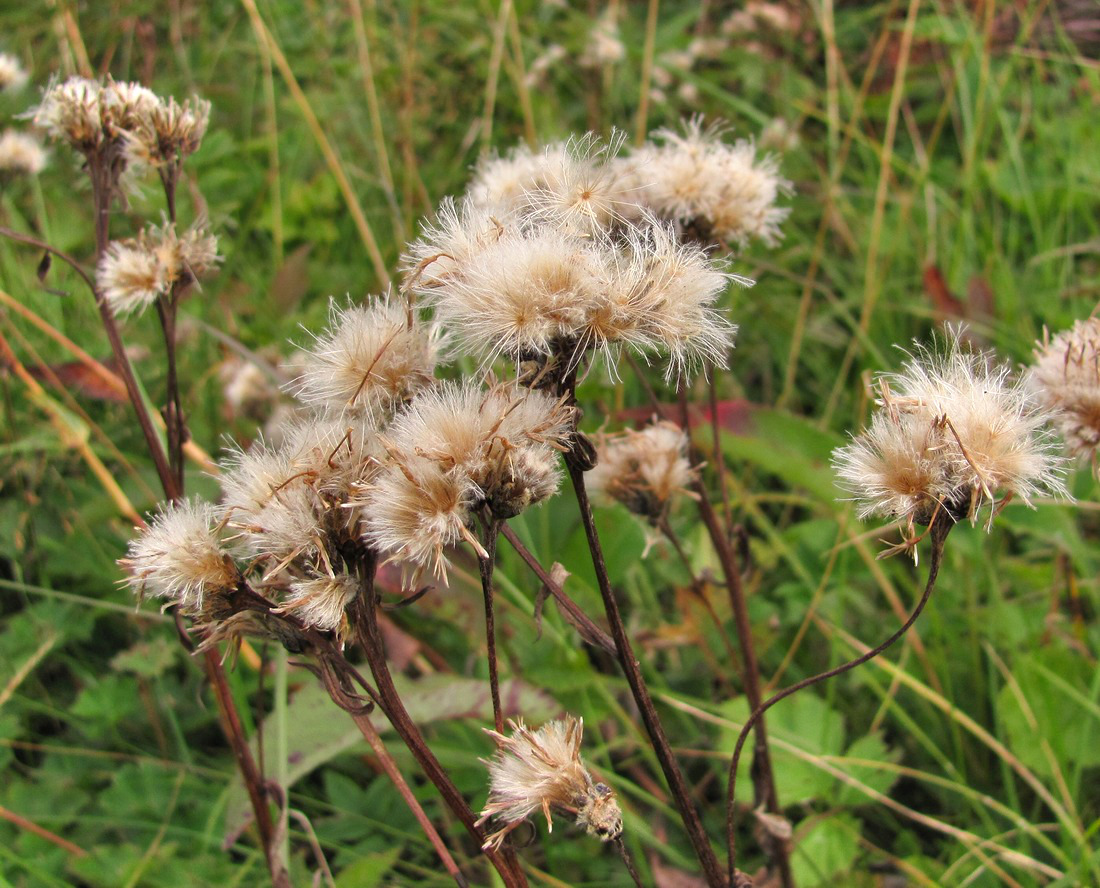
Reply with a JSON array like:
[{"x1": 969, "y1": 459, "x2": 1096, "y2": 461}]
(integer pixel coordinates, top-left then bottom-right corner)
[
  {"x1": 725, "y1": 514, "x2": 953, "y2": 885},
  {"x1": 0, "y1": 226, "x2": 97, "y2": 293},
  {"x1": 675, "y1": 385, "x2": 791, "y2": 888}
]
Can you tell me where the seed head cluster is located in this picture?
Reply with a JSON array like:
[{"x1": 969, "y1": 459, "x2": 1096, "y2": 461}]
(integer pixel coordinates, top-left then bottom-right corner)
[
  {"x1": 833, "y1": 333, "x2": 1067, "y2": 540},
  {"x1": 0, "y1": 53, "x2": 28, "y2": 93},
  {"x1": 97, "y1": 222, "x2": 220, "y2": 316},
  {"x1": 477, "y1": 716, "x2": 623, "y2": 850},
  {"x1": 406, "y1": 126, "x2": 786, "y2": 379},
  {"x1": 119, "y1": 119, "x2": 791, "y2": 854},
  {"x1": 31, "y1": 76, "x2": 207, "y2": 166},
  {"x1": 1030, "y1": 318, "x2": 1100, "y2": 465}
]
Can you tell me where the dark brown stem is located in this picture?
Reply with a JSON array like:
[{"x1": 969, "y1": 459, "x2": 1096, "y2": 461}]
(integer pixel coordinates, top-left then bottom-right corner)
[
  {"x1": 674, "y1": 387, "x2": 791, "y2": 888},
  {"x1": 565, "y1": 457, "x2": 726, "y2": 888},
  {"x1": 615, "y1": 836, "x2": 644, "y2": 888},
  {"x1": 156, "y1": 170, "x2": 185, "y2": 493},
  {"x1": 499, "y1": 524, "x2": 616, "y2": 655},
  {"x1": 706, "y1": 373, "x2": 735, "y2": 532},
  {"x1": 478, "y1": 516, "x2": 505, "y2": 734},
  {"x1": 350, "y1": 551, "x2": 527, "y2": 888},
  {"x1": 86, "y1": 156, "x2": 179, "y2": 501},
  {"x1": 725, "y1": 514, "x2": 953, "y2": 885},
  {"x1": 347, "y1": 709, "x2": 469, "y2": 888},
  {"x1": 202, "y1": 649, "x2": 291, "y2": 888},
  {"x1": 73, "y1": 152, "x2": 281, "y2": 887}
]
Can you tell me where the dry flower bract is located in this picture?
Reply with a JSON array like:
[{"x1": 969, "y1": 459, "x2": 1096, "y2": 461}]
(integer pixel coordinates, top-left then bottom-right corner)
[
  {"x1": 1030, "y1": 317, "x2": 1100, "y2": 465},
  {"x1": 478, "y1": 716, "x2": 623, "y2": 850}
]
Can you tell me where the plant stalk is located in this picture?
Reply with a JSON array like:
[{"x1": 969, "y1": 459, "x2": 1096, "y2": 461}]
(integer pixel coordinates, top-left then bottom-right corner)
[
  {"x1": 565, "y1": 457, "x2": 726, "y2": 888},
  {"x1": 725, "y1": 513, "x2": 952, "y2": 885},
  {"x1": 350, "y1": 552, "x2": 528, "y2": 888},
  {"x1": 478, "y1": 516, "x2": 505, "y2": 734}
]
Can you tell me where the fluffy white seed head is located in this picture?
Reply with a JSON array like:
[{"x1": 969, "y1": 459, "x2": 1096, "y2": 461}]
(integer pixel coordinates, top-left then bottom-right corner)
[
  {"x1": 588, "y1": 420, "x2": 697, "y2": 522},
  {"x1": 121, "y1": 499, "x2": 237, "y2": 614},
  {"x1": 1030, "y1": 318, "x2": 1100, "y2": 463},
  {"x1": 0, "y1": 129, "x2": 46, "y2": 176},
  {"x1": 97, "y1": 238, "x2": 168, "y2": 316},
  {"x1": 834, "y1": 332, "x2": 1068, "y2": 535},
  {"x1": 0, "y1": 53, "x2": 28, "y2": 92},
  {"x1": 361, "y1": 456, "x2": 480, "y2": 585},
  {"x1": 275, "y1": 573, "x2": 358, "y2": 637},
  {"x1": 97, "y1": 223, "x2": 219, "y2": 316},
  {"x1": 477, "y1": 716, "x2": 623, "y2": 850},
  {"x1": 468, "y1": 135, "x2": 642, "y2": 234},
  {"x1": 384, "y1": 380, "x2": 573, "y2": 519},
  {"x1": 293, "y1": 296, "x2": 444, "y2": 421},
  {"x1": 635, "y1": 117, "x2": 791, "y2": 248},
  {"x1": 31, "y1": 76, "x2": 103, "y2": 150}
]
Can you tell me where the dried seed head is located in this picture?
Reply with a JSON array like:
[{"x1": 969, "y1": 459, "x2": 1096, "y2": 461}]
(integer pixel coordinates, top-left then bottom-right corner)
[
  {"x1": 408, "y1": 197, "x2": 738, "y2": 379},
  {"x1": 384, "y1": 380, "x2": 573, "y2": 520},
  {"x1": 292, "y1": 296, "x2": 444, "y2": 421},
  {"x1": 468, "y1": 134, "x2": 642, "y2": 233},
  {"x1": 275, "y1": 573, "x2": 358, "y2": 638},
  {"x1": 31, "y1": 76, "x2": 103, "y2": 150},
  {"x1": 1030, "y1": 318, "x2": 1100, "y2": 464},
  {"x1": 99, "y1": 79, "x2": 160, "y2": 137},
  {"x1": 361, "y1": 456, "x2": 480, "y2": 585},
  {"x1": 97, "y1": 238, "x2": 168, "y2": 316},
  {"x1": 580, "y1": 12, "x2": 626, "y2": 68},
  {"x1": 587, "y1": 420, "x2": 698, "y2": 523},
  {"x1": 0, "y1": 129, "x2": 46, "y2": 176},
  {"x1": 120, "y1": 499, "x2": 238, "y2": 614},
  {"x1": 97, "y1": 223, "x2": 219, "y2": 316},
  {"x1": 477, "y1": 716, "x2": 622, "y2": 850},
  {"x1": 122, "y1": 94, "x2": 210, "y2": 169},
  {"x1": 635, "y1": 116, "x2": 791, "y2": 248},
  {"x1": 834, "y1": 331, "x2": 1068, "y2": 539},
  {"x1": 0, "y1": 53, "x2": 28, "y2": 92}
]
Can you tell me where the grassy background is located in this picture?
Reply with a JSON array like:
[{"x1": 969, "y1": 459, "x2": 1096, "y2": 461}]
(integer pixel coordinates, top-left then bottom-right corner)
[{"x1": 1, "y1": 1, "x2": 1098, "y2": 885}]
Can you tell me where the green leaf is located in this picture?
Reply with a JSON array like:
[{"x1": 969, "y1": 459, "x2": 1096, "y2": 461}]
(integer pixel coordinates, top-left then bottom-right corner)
[
  {"x1": 333, "y1": 847, "x2": 401, "y2": 888},
  {"x1": 791, "y1": 814, "x2": 861, "y2": 888}
]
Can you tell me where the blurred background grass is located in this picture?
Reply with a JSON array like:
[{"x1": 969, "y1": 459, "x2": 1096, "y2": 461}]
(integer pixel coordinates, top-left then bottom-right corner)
[{"x1": 0, "y1": 1, "x2": 1098, "y2": 886}]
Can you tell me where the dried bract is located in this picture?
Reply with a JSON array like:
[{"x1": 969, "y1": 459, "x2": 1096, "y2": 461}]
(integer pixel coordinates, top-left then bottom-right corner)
[{"x1": 477, "y1": 716, "x2": 623, "y2": 850}]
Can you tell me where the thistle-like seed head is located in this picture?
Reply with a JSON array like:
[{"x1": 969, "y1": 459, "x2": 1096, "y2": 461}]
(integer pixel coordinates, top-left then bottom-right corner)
[
  {"x1": 477, "y1": 716, "x2": 623, "y2": 850},
  {"x1": 833, "y1": 331, "x2": 1068, "y2": 540},
  {"x1": 120, "y1": 499, "x2": 238, "y2": 615},
  {"x1": 1030, "y1": 318, "x2": 1100, "y2": 465}
]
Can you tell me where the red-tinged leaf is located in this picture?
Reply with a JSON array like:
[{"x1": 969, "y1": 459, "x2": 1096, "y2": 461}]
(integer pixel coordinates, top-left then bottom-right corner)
[
  {"x1": 923, "y1": 265, "x2": 965, "y2": 320},
  {"x1": 26, "y1": 360, "x2": 128, "y2": 403}
]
